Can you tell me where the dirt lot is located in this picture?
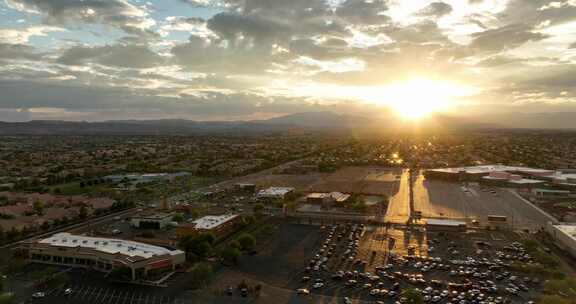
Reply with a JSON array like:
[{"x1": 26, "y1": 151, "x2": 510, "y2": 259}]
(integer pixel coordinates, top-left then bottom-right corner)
[{"x1": 233, "y1": 167, "x2": 401, "y2": 196}]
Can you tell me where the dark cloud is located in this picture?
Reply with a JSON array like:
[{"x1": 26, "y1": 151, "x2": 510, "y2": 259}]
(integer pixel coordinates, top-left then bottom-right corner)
[
  {"x1": 569, "y1": 41, "x2": 576, "y2": 49},
  {"x1": 469, "y1": 24, "x2": 549, "y2": 52},
  {"x1": 207, "y1": 13, "x2": 291, "y2": 43},
  {"x1": 418, "y1": 2, "x2": 453, "y2": 17},
  {"x1": 57, "y1": 44, "x2": 165, "y2": 68},
  {"x1": 498, "y1": 0, "x2": 576, "y2": 28},
  {"x1": 382, "y1": 21, "x2": 451, "y2": 43},
  {"x1": 171, "y1": 35, "x2": 275, "y2": 73},
  {"x1": 0, "y1": 43, "x2": 42, "y2": 60},
  {"x1": 335, "y1": 0, "x2": 391, "y2": 25},
  {"x1": 5, "y1": 0, "x2": 156, "y2": 37}
]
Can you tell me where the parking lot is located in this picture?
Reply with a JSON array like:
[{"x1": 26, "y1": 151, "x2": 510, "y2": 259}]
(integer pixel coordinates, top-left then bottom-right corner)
[
  {"x1": 413, "y1": 173, "x2": 552, "y2": 230},
  {"x1": 33, "y1": 284, "x2": 183, "y2": 304},
  {"x1": 287, "y1": 224, "x2": 543, "y2": 303}
]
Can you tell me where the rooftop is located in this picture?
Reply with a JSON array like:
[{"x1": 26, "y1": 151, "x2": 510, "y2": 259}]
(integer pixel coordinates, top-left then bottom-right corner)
[
  {"x1": 555, "y1": 224, "x2": 576, "y2": 240},
  {"x1": 132, "y1": 212, "x2": 173, "y2": 220},
  {"x1": 257, "y1": 187, "x2": 294, "y2": 196},
  {"x1": 482, "y1": 176, "x2": 545, "y2": 184},
  {"x1": 429, "y1": 165, "x2": 556, "y2": 175},
  {"x1": 191, "y1": 214, "x2": 239, "y2": 230},
  {"x1": 38, "y1": 233, "x2": 183, "y2": 259},
  {"x1": 426, "y1": 219, "x2": 467, "y2": 227}
]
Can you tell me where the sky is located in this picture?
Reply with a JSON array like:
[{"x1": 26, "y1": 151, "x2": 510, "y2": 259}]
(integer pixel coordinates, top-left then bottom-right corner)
[{"x1": 0, "y1": 0, "x2": 575, "y2": 122}]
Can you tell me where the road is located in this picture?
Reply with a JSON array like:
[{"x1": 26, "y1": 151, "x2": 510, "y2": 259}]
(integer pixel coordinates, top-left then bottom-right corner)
[{"x1": 383, "y1": 169, "x2": 410, "y2": 223}]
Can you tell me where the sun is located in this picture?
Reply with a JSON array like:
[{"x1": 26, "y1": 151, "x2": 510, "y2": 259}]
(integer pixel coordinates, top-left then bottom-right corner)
[{"x1": 379, "y1": 78, "x2": 472, "y2": 120}]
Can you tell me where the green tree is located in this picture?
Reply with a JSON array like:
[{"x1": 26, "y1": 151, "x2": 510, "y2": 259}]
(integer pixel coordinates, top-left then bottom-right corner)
[
  {"x1": 253, "y1": 203, "x2": 265, "y2": 218},
  {"x1": 78, "y1": 205, "x2": 88, "y2": 220},
  {"x1": 229, "y1": 240, "x2": 241, "y2": 249},
  {"x1": 402, "y1": 288, "x2": 424, "y2": 304},
  {"x1": 178, "y1": 234, "x2": 214, "y2": 261},
  {"x1": 190, "y1": 263, "x2": 213, "y2": 288},
  {"x1": 220, "y1": 246, "x2": 241, "y2": 265},
  {"x1": 538, "y1": 295, "x2": 570, "y2": 304},
  {"x1": 0, "y1": 292, "x2": 13, "y2": 304},
  {"x1": 237, "y1": 233, "x2": 256, "y2": 251},
  {"x1": 172, "y1": 213, "x2": 185, "y2": 223},
  {"x1": 33, "y1": 200, "x2": 44, "y2": 215}
]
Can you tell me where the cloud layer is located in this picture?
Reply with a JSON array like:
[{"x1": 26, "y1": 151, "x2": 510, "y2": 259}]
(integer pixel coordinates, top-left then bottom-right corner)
[{"x1": 0, "y1": 0, "x2": 576, "y2": 121}]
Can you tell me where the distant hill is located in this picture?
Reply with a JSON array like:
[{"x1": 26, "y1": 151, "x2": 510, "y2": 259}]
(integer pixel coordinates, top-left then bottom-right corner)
[
  {"x1": 473, "y1": 112, "x2": 576, "y2": 130},
  {"x1": 0, "y1": 111, "x2": 573, "y2": 135},
  {"x1": 259, "y1": 111, "x2": 368, "y2": 128}
]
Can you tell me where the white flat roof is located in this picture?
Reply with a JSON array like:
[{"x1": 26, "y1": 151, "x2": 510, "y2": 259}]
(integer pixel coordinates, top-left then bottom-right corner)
[
  {"x1": 192, "y1": 214, "x2": 238, "y2": 230},
  {"x1": 426, "y1": 219, "x2": 467, "y2": 226},
  {"x1": 257, "y1": 187, "x2": 294, "y2": 196},
  {"x1": 430, "y1": 165, "x2": 555, "y2": 175},
  {"x1": 39, "y1": 233, "x2": 182, "y2": 259},
  {"x1": 482, "y1": 176, "x2": 545, "y2": 184},
  {"x1": 554, "y1": 224, "x2": 576, "y2": 241}
]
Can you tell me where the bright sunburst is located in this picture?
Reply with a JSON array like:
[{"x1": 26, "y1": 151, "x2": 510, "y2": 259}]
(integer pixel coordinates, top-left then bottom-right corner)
[{"x1": 379, "y1": 78, "x2": 474, "y2": 120}]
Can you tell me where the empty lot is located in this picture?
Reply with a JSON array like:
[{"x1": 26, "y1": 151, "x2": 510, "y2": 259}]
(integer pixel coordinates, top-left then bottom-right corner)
[{"x1": 414, "y1": 172, "x2": 553, "y2": 230}]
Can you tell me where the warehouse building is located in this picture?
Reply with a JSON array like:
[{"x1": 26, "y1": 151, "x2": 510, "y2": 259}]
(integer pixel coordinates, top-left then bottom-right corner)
[{"x1": 20, "y1": 233, "x2": 185, "y2": 281}]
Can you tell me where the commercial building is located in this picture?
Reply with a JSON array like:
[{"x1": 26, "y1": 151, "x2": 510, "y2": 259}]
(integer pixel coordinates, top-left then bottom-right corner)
[
  {"x1": 20, "y1": 233, "x2": 185, "y2": 280},
  {"x1": 257, "y1": 187, "x2": 295, "y2": 200},
  {"x1": 546, "y1": 222, "x2": 576, "y2": 258},
  {"x1": 234, "y1": 183, "x2": 256, "y2": 193},
  {"x1": 131, "y1": 213, "x2": 174, "y2": 230},
  {"x1": 176, "y1": 214, "x2": 240, "y2": 238},
  {"x1": 425, "y1": 165, "x2": 553, "y2": 185},
  {"x1": 306, "y1": 192, "x2": 351, "y2": 205},
  {"x1": 425, "y1": 219, "x2": 467, "y2": 232}
]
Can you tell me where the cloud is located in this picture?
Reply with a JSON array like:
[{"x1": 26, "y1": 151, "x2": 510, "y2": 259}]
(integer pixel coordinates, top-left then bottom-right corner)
[
  {"x1": 5, "y1": 0, "x2": 157, "y2": 37},
  {"x1": 497, "y1": 0, "x2": 576, "y2": 28},
  {"x1": 469, "y1": 24, "x2": 549, "y2": 52},
  {"x1": 335, "y1": 0, "x2": 391, "y2": 25},
  {"x1": 0, "y1": 43, "x2": 42, "y2": 60},
  {"x1": 418, "y1": 2, "x2": 453, "y2": 17},
  {"x1": 57, "y1": 44, "x2": 165, "y2": 69},
  {"x1": 0, "y1": 25, "x2": 63, "y2": 44},
  {"x1": 570, "y1": 41, "x2": 576, "y2": 49}
]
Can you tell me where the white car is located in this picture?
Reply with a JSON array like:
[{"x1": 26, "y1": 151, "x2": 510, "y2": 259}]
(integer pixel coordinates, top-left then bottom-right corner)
[
  {"x1": 32, "y1": 292, "x2": 45, "y2": 298},
  {"x1": 64, "y1": 288, "x2": 73, "y2": 295},
  {"x1": 297, "y1": 288, "x2": 310, "y2": 295},
  {"x1": 313, "y1": 282, "x2": 324, "y2": 289}
]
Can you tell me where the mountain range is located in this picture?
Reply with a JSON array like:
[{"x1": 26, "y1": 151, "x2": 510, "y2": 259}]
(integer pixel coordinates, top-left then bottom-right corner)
[{"x1": 0, "y1": 111, "x2": 574, "y2": 135}]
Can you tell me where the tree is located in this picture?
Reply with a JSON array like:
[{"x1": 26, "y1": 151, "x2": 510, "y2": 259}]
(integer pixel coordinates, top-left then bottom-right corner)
[
  {"x1": 190, "y1": 263, "x2": 213, "y2": 288},
  {"x1": 402, "y1": 288, "x2": 424, "y2": 304},
  {"x1": 172, "y1": 213, "x2": 185, "y2": 223},
  {"x1": 237, "y1": 233, "x2": 256, "y2": 251},
  {"x1": 33, "y1": 200, "x2": 44, "y2": 215},
  {"x1": 0, "y1": 292, "x2": 13, "y2": 304},
  {"x1": 253, "y1": 203, "x2": 265, "y2": 218},
  {"x1": 78, "y1": 205, "x2": 88, "y2": 220},
  {"x1": 220, "y1": 246, "x2": 241, "y2": 265},
  {"x1": 178, "y1": 234, "x2": 214, "y2": 261},
  {"x1": 229, "y1": 240, "x2": 241, "y2": 250},
  {"x1": 538, "y1": 295, "x2": 570, "y2": 304}
]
